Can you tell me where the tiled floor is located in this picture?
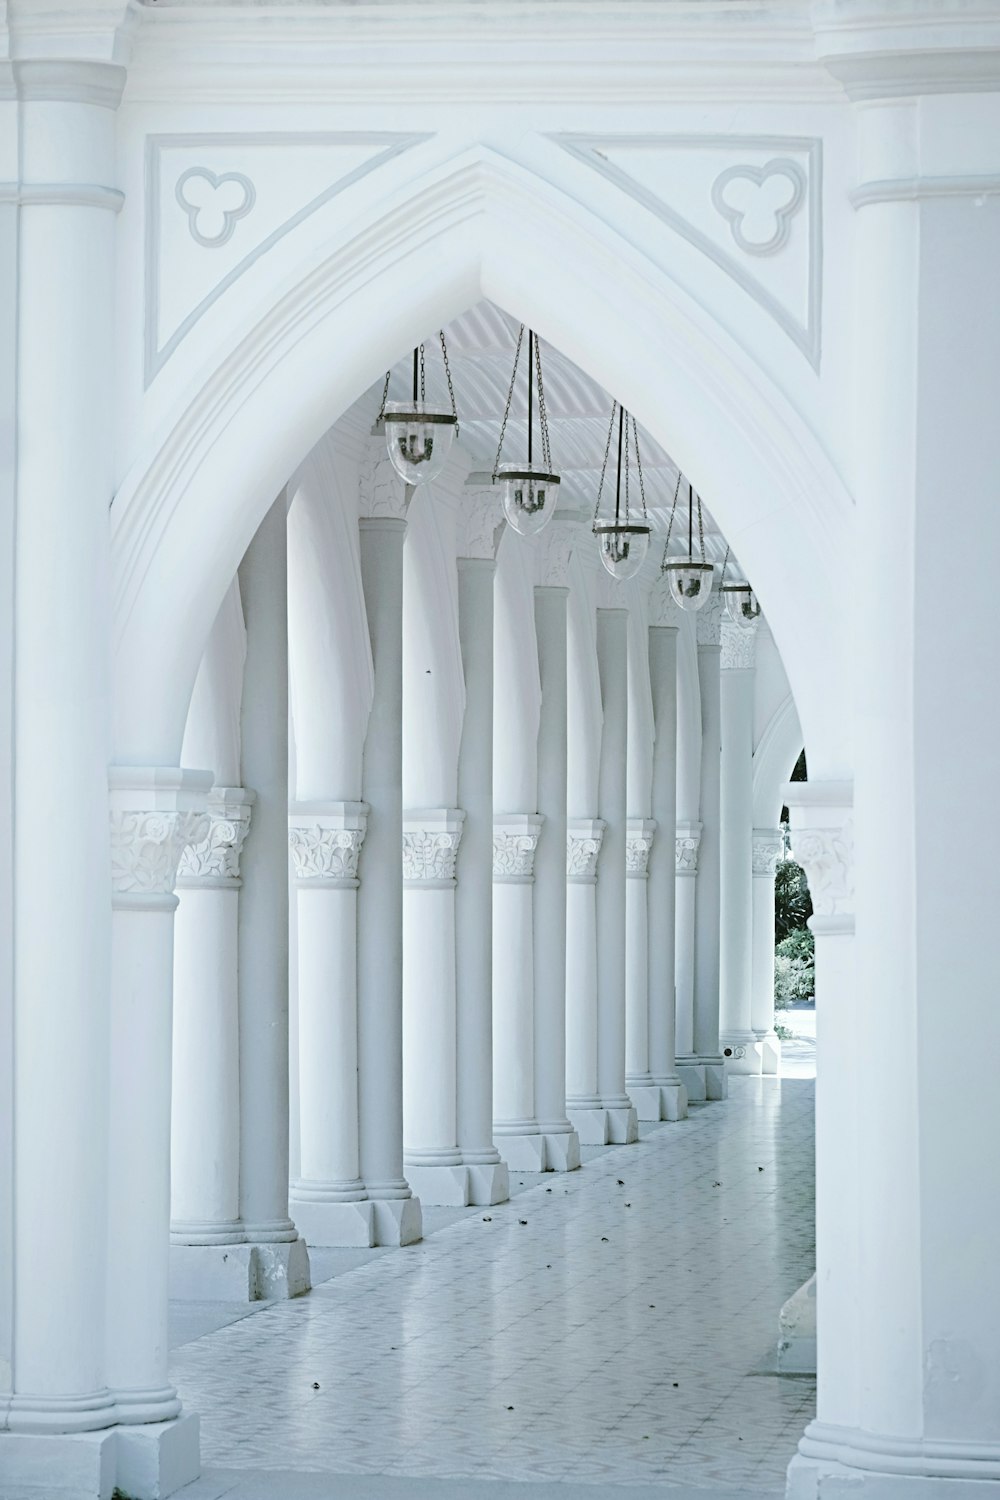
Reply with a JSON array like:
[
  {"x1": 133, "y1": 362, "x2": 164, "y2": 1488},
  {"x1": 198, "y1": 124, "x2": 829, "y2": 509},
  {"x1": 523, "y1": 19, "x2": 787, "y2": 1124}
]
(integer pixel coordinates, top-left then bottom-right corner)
[{"x1": 173, "y1": 1076, "x2": 815, "y2": 1498}]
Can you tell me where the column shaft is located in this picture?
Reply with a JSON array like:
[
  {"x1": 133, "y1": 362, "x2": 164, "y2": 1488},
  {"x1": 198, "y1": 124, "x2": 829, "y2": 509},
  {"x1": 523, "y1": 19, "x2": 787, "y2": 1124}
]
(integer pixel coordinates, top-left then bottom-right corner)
[
  {"x1": 693, "y1": 634, "x2": 726, "y2": 1100},
  {"x1": 719, "y1": 655, "x2": 757, "y2": 1073},
  {"x1": 647, "y1": 627, "x2": 686, "y2": 1120},
  {"x1": 751, "y1": 830, "x2": 783, "y2": 1075},
  {"x1": 492, "y1": 815, "x2": 544, "y2": 1160},
  {"x1": 358, "y1": 516, "x2": 421, "y2": 1244}
]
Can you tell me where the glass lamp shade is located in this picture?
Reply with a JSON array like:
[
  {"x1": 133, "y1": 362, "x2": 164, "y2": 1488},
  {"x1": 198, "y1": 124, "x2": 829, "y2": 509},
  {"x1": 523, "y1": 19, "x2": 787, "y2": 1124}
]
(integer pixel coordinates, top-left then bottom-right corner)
[
  {"x1": 383, "y1": 401, "x2": 457, "y2": 485},
  {"x1": 594, "y1": 522, "x2": 650, "y2": 582},
  {"x1": 722, "y1": 582, "x2": 761, "y2": 627},
  {"x1": 496, "y1": 463, "x2": 560, "y2": 537},
  {"x1": 662, "y1": 559, "x2": 715, "y2": 612}
]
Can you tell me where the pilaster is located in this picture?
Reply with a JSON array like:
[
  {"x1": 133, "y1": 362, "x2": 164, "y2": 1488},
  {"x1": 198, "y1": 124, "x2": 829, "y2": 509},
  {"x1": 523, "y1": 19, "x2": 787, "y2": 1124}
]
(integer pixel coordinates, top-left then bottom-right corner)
[
  {"x1": 720, "y1": 616, "x2": 759, "y2": 1074},
  {"x1": 674, "y1": 821, "x2": 705, "y2": 1101},
  {"x1": 625, "y1": 819, "x2": 662, "y2": 1120}
]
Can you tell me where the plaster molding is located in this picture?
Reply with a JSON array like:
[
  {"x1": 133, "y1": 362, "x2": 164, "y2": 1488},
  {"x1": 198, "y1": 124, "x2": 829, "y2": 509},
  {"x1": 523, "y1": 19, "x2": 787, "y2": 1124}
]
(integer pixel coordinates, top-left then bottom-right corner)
[
  {"x1": 358, "y1": 440, "x2": 409, "y2": 520},
  {"x1": 143, "y1": 130, "x2": 431, "y2": 385},
  {"x1": 649, "y1": 581, "x2": 684, "y2": 628},
  {"x1": 9, "y1": 59, "x2": 127, "y2": 107},
  {"x1": 403, "y1": 809, "x2": 465, "y2": 886},
  {"x1": 797, "y1": 1417, "x2": 1000, "y2": 1480},
  {"x1": 552, "y1": 132, "x2": 822, "y2": 369},
  {"x1": 711, "y1": 157, "x2": 806, "y2": 256},
  {"x1": 626, "y1": 819, "x2": 657, "y2": 878},
  {"x1": 676, "y1": 821, "x2": 702, "y2": 875},
  {"x1": 567, "y1": 818, "x2": 606, "y2": 883},
  {"x1": 493, "y1": 813, "x2": 544, "y2": 882},
  {"x1": 288, "y1": 801, "x2": 369, "y2": 887},
  {"x1": 458, "y1": 485, "x2": 504, "y2": 561},
  {"x1": 0, "y1": 182, "x2": 125, "y2": 212},
  {"x1": 175, "y1": 166, "x2": 256, "y2": 247},
  {"x1": 177, "y1": 788, "x2": 255, "y2": 887},
  {"x1": 783, "y1": 780, "x2": 854, "y2": 927},
  {"x1": 534, "y1": 510, "x2": 587, "y2": 589},
  {"x1": 721, "y1": 616, "x2": 759, "y2": 670},
  {"x1": 695, "y1": 589, "x2": 724, "y2": 647},
  {"x1": 751, "y1": 828, "x2": 784, "y2": 879},
  {"x1": 851, "y1": 173, "x2": 1000, "y2": 209},
  {"x1": 110, "y1": 809, "x2": 210, "y2": 900}
]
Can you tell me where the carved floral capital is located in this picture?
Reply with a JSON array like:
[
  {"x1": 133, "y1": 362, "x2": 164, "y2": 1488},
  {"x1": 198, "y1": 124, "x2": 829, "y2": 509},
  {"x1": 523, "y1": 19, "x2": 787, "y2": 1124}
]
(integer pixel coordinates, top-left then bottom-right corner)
[
  {"x1": 721, "y1": 617, "x2": 759, "y2": 670},
  {"x1": 288, "y1": 803, "x2": 369, "y2": 885},
  {"x1": 567, "y1": 819, "x2": 606, "y2": 882},
  {"x1": 675, "y1": 822, "x2": 702, "y2": 875},
  {"x1": 493, "y1": 814, "x2": 544, "y2": 881},
  {"x1": 403, "y1": 810, "x2": 465, "y2": 884},
  {"x1": 793, "y1": 819, "x2": 855, "y2": 922},
  {"x1": 178, "y1": 791, "x2": 254, "y2": 885},
  {"x1": 109, "y1": 768, "x2": 213, "y2": 904},
  {"x1": 695, "y1": 589, "x2": 724, "y2": 647},
  {"x1": 358, "y1": 438, "x2": 408, "y2": 520},
  {"x1": 458, "y1": 486, "x2": 504, "y2": 560},
  {"x1": 626, "y1": 819, "x2": 657, "y2": 877},
  {"x1": 751, "y1": 828, "x2": 784, "y2": 879}
]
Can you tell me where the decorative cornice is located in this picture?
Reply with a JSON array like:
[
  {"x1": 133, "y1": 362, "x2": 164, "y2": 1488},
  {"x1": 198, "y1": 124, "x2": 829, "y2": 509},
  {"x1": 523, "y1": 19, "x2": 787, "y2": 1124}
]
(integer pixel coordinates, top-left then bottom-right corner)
[
  {"x1": 676, "y1": 820, "x2": 702, "y2": 875},
  {"x1": 288, "y1": 801, "x2": 369, "y2": 887},
  {"x1": 403, "y1": 809, "x2": 465, "y2": 886},
  {"x1": 178, "y1": 789, "x2": 255, "y2": 887},
  {"x1": 10, "y1": 60, "x2": 127, "y2": 109},
  {"x1": 721, "y1": 616, "x2": 759, "y2": 670},
  {"x1": 358, "y1": 439, "x2": 408, "y2": 520},
  {"x1": 695, "y1": 589, "x2": 724, "y2": 647},
  {"x1": 851, "y1": 173, "x2": 1000, "y2": 209},
  {"x1": 458, "y1": 485, "x2": 504, "y2": 560},
  {"x1": 567, "y1": 818, "x2": 606, "y2": 883},
  {"x1": 493, "y1": 814, "x2": 544, "y2": 882},
  {"x1": 0, "y1": 182, "x2": 125, "y2": 212},
  {"x1": 751, "y1": 827, "x2": 784, "y2": 879},
  {"x1": 626, "y1": 818, "x2": 657, "y2": 878},
  {"x1": 109, "y1": 767, "x2": 214, "y2": 906}
]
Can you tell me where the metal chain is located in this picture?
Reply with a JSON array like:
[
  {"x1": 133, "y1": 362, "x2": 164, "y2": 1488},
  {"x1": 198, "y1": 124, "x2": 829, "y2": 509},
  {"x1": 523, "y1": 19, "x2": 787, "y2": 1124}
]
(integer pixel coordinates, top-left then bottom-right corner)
[
  {"x1": 419, "y1": 342, "x2": 426, "y2": 402},
  {"x1": 720, "y1": 544, "x2": 730, "y2": 583},
  {"x1": 377, "y1": 368, "x2": 391, "y2": 421},
  {"x1": 493, "y1": 323, "x2": 524, "y2": 480},
  {"x1": 660, "y1": 472, "x2": 682, "y2": 570},
  {"x1": 623, "y1": 411, "x2": 631, "y2": 523},
  {"x1": 697, "y1": 490, "x2": 706, "y2": 560},
  {"x1": 533, "y1": 332, "x2": 552, "y2": 471},
  {"x1": 631, "y1": 417, "x2": 649, "y2": 522},
  {"x1": 438, "y1": 329, "x2": 459, "y2": 434},
  {"x1": 593, "y1": 399, "x2": 618, "y2": 528}
]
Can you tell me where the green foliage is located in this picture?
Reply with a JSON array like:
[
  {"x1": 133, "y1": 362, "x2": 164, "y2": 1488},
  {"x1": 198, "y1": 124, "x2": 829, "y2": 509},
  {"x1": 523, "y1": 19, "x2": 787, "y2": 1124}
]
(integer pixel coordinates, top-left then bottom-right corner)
[
  {"x1": 774, "y1": 859, "x2": 812, "y2": 943},
  {"x1": 774, "y1": 950, "x2": 814, "y2": 1008},
  {"x1": 776, "y1": 927, "x2": 814, "y2": 964}
]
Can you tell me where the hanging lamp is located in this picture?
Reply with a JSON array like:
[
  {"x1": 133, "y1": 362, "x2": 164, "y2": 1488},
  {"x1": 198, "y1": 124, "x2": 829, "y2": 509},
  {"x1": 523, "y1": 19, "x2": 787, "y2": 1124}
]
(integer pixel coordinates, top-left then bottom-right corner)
[
  {"x1": 592, "y1": 401, "x2": 651, "y2": 582},
  {"x1": 492, "y1": 325, "x2": 560, "y2": 536},
  {"x1": 718, "y1": 546, "x2": 762, "y2": 627},
  {"x1": 379, "y1": 331, "x2": 458, "y2": 485},
  {"x1": 660, "y1": 476, "x2": 714, "y2": 611}
]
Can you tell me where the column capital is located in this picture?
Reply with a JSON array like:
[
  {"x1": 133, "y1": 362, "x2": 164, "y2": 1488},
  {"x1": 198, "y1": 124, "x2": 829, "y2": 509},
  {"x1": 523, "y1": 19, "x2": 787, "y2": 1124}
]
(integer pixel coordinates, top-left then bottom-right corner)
[
  {"x1": 458, "y1": 484, "x2": 504, "y2": 560},
  {"x1": 288, "y1": 801, "x2": 369, "y2": 888},
  {"x1": 626, "y1": 818, "x2": 657, "y2": 878},
  {"x1": 534, "y1": 508, "x2": 589, "y2": 588},
  {"x1": 109, "y1": 767, "x2": 214, "y2": 908},
  {"x1": 358, "y1": 437, "x2": 409, "y2": 520},
  {"x1": 178, "y1": 788, "x2": 255, "y2": 889},
  {"x1": 493, "y1": 813, "x2": 544, "y2": 882},
  {"x1": 650, "y1": 582, "x2": 684, "y2": 629},
  {"x1": 403, "y1": 808, "x2": 465, "y2": 887},
  {"x1": 675, "y1": 820, "x2": 702, "y2": 875},
  {"x1": 567, "y1": 818, "x2": 606, "y2": 883},
  {"x1": 721, "y1": 617, "x2": 759, "y2": 670},
  {"x1": 751, "y1": 827, "x2": 785, "y2": 879},
  {"x1": 695, "y1": 590, "x2": 724, "y2": 647},
  {"x1": 783, "y1": 781, "x2": 854, "y2": 935}
]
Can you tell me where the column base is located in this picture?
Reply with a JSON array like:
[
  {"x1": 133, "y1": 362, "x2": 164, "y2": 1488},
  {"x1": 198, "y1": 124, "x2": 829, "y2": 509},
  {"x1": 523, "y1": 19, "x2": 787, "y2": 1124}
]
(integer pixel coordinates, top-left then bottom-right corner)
[
  {"x1": 628, "y1": 1084, "x2": 665, "y2": 1121},
  {"x1": 778, "y1": 1273, "x2": 816, "y2": 1375},
  {"x1": 493, "y1": 1128, "x2": 580, "y2": 1172},
  {"x1": 788, "y1": 1430, "x2": 1000, "y2": 1497},
  {"x1": 652, "y1": 1078, "x2": 689, "y2": 1121},
  {"x1": 0, "y1": 1417, "x2": 200, "y2": 1500},
  {"x1": 759, "y1": 1031, "x2": 782, "y2": 1075},
  {"x1": 567, "y1": 1106, "x2": 639, "y2": 1145},
  {"x1": 465, "y1": 1159, "x2": 510, "y2": 1204},
  {"x1": 702, "y1": 1056, "x2": 728, "y2": 1099},
  {"x1": 367, "y1": 1191, "x2": 423, "y2": 1246},
  {"x1": 722, "y1": 1032, "x2": 763, "y2": 1075},
  {"x1": 404, "y1": 1163, "x2": 469, "y2": 1207},
  {"x1": 170, "y1": 1242, "x2": 260, "y2": 1301},
  {"x1": 677, "y1": 1058, "x2": 706, "y2": 1101},
  {"x1": 252, "y1": 1236, "x2": 311, "y2": 1298},
  {"x1": 290, "y1": 1198, "x2": 375, "y2": 1249},
  {"x1": 115, "y1": 1414, "x2": 200, "y2": 1500}
]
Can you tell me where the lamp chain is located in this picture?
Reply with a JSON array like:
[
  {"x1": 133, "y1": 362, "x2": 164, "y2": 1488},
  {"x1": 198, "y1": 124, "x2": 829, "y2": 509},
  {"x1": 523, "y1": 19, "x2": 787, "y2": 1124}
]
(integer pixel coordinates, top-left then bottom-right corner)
[
  {"x1": 660, "y1": 472, "x2": 682, "y2": 571},
  {"x1": 623, "y1": 413, "x2": 631, "y2": 523},
  {"x1": 593, "y1": 399, "x2": 618, "y2": 528},
  {"x1": 534, "y1": 333, "x2": 552, "y2": 471},
  {"x1": 377, "y1": 368, "x2": 391, "y2": 422},
  {"x1": 439, "y1": 329, "x2": 459, "y2": 434},
  {"x1": 697, "y1": 491, "x2": 706, "y2": 560},
  {"x1": 720, "y1": 544, "x2": 730, "y2": 583},
  {"x1": 631, "y1": 417, "x2": 649, "y2": 523},
  {"x1": 493, "y1": 322, "x2": 525, "y2": 480}
]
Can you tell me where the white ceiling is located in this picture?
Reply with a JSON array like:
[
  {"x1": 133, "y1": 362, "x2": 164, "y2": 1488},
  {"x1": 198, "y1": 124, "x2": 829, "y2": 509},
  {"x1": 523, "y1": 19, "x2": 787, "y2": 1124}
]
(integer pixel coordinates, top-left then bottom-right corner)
[{"x1": 356, "y1": 300, "x2": 744, "y2": 578}]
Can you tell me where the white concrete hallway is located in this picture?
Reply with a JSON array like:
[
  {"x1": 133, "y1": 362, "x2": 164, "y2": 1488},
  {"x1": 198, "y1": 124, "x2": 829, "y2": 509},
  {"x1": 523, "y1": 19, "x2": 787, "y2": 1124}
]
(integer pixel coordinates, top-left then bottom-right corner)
[{"x1": 168, "y1": 1078, "x2": 815, "y2": 1500}]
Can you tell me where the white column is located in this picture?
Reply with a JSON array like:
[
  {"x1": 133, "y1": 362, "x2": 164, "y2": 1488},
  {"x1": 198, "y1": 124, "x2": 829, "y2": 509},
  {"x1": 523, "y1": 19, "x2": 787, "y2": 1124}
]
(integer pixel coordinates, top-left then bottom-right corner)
[
  {"x1": 237, "y1": 497, "x2": 310, "y2": 1292},
  {"x1": 287, "y1": 803, "x2": 372, "y2": 1247},
  {"x1": 692, "y1": 595, "x2": 726, "y2": 1101},
  {"x1": 5, "y1": 56, "x2": 123, "y2": 1487},
  {"x1": 402, "y1": 810, "x2": 467, "y2": 1205},
  {"x1": 170, "y1": 791, "x2": 256, "y2": 1295},
  {"x1": 455, "y1": 514, "x2": 508, "y2": 1206},
  {"x1": 625, "y1": 819, "x2": 657, "y2": 1118},
  {"x1": 751, "y1": 829, "x2": 784, "y2": 1075},
  {"x1": 357, "y1": 493, "x2": 422, "y2": 1243},
  {"x1": 647, "y1": 618, "x2": 687, "y2": 1121},
  {"x1": 565, "y1": 818, "x2": 606, "y2": 1141},
  {"x1": 719, "y1": 618, "x2": 759, "y2": 1074},
  {"x1": 594, "y1": 609, "x2": 638, "y2": 1144},
  {"x1": 492, "y1": 815, "x2": 545, "y2": 1157},
  {"x1": 674, "y1": 823, "x2": 702, "y2": 1099},
  {"x1": 106, "y1": 769, "x2": 210, "y2": 1492},
  {"x1": 530, "y1": 521, "x2": 583, "y2": 1172}
]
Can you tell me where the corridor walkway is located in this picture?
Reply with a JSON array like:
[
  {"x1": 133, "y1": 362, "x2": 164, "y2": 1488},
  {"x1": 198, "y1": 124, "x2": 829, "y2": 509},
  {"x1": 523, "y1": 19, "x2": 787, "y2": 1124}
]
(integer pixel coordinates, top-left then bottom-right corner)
[{"x1": 172, "y1": 1079, "x2": 815, "y2": 1499}]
